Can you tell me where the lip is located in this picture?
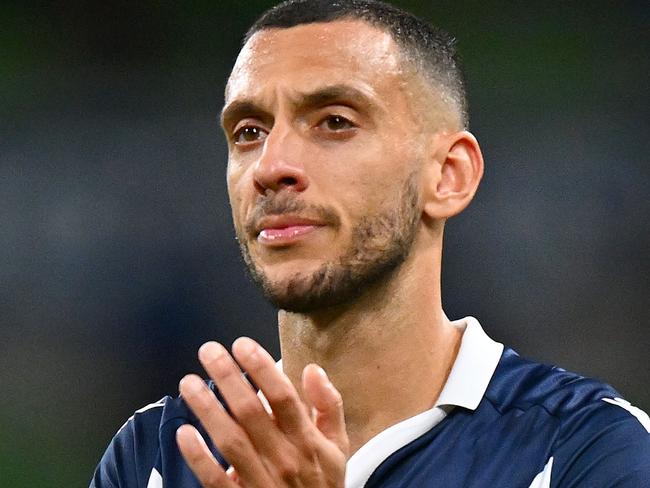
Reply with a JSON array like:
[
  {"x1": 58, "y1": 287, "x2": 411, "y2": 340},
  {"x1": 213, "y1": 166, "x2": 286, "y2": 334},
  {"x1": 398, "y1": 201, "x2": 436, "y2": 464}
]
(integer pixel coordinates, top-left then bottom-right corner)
[{"x1": 255, "y1": 215, "x2": 325, "y2": 246}]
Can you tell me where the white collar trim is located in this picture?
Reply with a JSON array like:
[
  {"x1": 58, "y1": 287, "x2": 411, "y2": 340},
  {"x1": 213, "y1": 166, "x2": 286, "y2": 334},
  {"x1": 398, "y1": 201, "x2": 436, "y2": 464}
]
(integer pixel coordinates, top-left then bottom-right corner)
[
  {"x1": 435, "y1": 316, "x2": 504, "y2": 410},
  {"x1": 344, "y1": 316, "x2": 503, "y2": 488}
]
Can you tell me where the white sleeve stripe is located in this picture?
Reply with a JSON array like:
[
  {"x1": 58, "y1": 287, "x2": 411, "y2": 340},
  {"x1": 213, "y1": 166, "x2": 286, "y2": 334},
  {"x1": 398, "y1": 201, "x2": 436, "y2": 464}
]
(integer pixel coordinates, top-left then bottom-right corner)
[
  {"x1": 116, "y1": 398, "x2": 167, "y2": 435},
  {"x1": 134, "y1": 398, "x2": 167, "y2": 415},
  {"x1": 528, "y1": 457, "x2": 553, "y2": 488},
  {"x1": 146, "y1": 468, "x2": 163, "y2": 488},
  {"x1": 602, "y1": 397, "x2": 650, "y2": 433}
]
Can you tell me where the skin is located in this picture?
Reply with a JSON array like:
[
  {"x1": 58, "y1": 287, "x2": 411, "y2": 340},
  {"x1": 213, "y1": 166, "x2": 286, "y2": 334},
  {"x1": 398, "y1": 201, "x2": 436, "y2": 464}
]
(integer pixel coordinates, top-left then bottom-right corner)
[{"x1": 177, "y1": 19, "x2": 484, "y2": 487}]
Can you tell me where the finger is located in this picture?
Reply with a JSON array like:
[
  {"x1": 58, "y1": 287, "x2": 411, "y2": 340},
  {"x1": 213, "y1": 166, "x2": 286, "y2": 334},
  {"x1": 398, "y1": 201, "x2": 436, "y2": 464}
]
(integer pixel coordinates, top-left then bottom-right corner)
[
  {"x1": 302, "y1": 364, "x2": 349, "y2": 456},
  {"x1": 176, "y1": 424, "x2": 238, "y2": 488},
  {"x1": 231, "y1": 337, "x2": 309, "y2": 438},
  {"x1": 198, "y1": 341, "x2": 291, "y2": 459},
  {"x1": 226, "y1": 466, "x2": 241, "y2": 485},
  {"x1": 179, "y1": 373, "x2": 273, "y2": 486}
]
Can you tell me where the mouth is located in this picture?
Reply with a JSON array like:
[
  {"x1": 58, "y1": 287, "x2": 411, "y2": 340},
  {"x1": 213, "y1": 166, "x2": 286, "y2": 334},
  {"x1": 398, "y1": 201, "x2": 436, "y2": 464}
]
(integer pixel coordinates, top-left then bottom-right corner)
[{"x1": 254, "y1": 215, "x2": 326, "y2": 246}]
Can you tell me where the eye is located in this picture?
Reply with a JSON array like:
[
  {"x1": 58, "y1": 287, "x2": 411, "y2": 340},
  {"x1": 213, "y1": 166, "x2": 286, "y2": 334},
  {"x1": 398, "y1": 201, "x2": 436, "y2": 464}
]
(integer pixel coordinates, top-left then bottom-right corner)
[
  {"x1": 233, "y1": 125, "x2": 268, "y2": 145},
  {"x1": 319, "y1": 115, "x2": 355, "y2": 132}
]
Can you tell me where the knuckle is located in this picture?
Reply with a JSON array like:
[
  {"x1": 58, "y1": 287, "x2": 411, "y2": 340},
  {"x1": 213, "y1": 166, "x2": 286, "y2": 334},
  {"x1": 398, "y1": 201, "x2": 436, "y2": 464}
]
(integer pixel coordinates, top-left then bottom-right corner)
[
  {"x1": 340, "y1": 436, "x2": 351, "y2": 455},
  {"x1": 328, "y1": 385, "x2": 343, "y2": 407},
  {"x1": 203, "y1": 471, "x2": 222, "y2": 488},
  {"x1": 184, "y1": 448, "x2": 202, "y2": 464},
  {"x1": 269, "y1": 387, "x2": 298, "y2": 410},
  {"x1": 243, "y1": 356, "x2": 265, "y2": 375},
  {"x1": 233, "y1": 396, "x2": 264, "y2": 420},
  {"x1": 274, "y1": 457, "x2": 300, "y2": 480},
  {"x1": 219, "y1": 431, "x2": 251, "y2": 459},
  {"x1": 211, "y1": 359, "x2": 237, "y2": 381},
  {"x1": 299, "y1": 427, "x2": 318, "y2": 453},
  {"x1": 191, "y1": 391, "x2": 215, "y2": 413}
]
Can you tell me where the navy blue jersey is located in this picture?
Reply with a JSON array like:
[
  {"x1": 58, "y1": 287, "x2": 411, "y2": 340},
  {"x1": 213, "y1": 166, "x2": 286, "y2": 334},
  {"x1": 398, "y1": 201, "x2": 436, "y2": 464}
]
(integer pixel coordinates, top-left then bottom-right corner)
[{"x1": 91, "y1": 319, "x2": 650, "y2": 487}]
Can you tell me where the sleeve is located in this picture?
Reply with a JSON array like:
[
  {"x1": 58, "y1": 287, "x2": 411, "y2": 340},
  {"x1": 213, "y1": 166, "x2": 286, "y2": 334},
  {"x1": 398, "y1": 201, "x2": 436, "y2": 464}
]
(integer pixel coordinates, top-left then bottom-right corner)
[
  {"x1": 551, "y1": 397, "x2": 650, "y2": 488},
  {"x1": 90, "y1": 419, "x2": 137, "y2": 488},
  {"x1": 90, "y1": 399, "x2": 167, "y2": 488}
]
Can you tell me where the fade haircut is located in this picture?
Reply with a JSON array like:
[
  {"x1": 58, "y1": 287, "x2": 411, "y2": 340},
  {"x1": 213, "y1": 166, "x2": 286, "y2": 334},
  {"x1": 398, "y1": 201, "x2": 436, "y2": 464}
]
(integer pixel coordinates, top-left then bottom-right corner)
[{"x1": 244, "y1": 0, "x2": 468, "y2": 129}]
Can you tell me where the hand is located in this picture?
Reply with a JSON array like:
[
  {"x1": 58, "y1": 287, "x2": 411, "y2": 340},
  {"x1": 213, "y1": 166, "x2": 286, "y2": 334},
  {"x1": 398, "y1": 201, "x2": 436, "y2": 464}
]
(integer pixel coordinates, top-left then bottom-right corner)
[{"x1": 176, "y1": 337, "x2": 349, "y2": 487}]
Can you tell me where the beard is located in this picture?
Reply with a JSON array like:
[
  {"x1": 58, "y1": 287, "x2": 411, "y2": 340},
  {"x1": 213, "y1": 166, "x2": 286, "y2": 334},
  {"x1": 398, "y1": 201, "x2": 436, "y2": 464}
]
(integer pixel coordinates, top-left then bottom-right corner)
[{"x1": 236, "y1": 173, "x2": 420, "y2": 313}]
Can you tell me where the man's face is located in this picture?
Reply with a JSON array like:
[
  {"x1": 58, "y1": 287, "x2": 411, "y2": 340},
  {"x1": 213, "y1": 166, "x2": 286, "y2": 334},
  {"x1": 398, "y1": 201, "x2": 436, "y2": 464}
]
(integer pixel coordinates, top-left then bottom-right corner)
[{"x1": 222, "y1": 20, "x2": 431, "y2": 313}]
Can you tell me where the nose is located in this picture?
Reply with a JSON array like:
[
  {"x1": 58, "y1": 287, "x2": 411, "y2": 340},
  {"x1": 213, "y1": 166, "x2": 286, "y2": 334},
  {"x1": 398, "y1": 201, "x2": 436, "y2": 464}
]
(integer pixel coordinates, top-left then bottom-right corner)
[{"x1": 253, "y1": 125, "x2": 309, "y2": 194}]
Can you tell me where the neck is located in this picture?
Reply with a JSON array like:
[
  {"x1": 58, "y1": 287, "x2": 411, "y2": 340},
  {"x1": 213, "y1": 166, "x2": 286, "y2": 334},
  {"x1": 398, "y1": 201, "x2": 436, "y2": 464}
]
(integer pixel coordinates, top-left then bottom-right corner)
[{"x1": 278, "y1": 238, "x2": 462, "y2": 454}]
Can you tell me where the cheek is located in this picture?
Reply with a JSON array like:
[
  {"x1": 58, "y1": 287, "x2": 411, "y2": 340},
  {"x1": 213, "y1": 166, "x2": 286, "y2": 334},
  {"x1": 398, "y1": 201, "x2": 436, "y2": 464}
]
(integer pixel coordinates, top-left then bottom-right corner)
[
  {"x1": 226, "y1": 167, "x2": 249, "y2": 229},
  {"x1": 325, "y1": 140, "x2": 411, "y2": 198},
  {"x1": 318, "y1": 165, "x2": 408, "y2": 230}
]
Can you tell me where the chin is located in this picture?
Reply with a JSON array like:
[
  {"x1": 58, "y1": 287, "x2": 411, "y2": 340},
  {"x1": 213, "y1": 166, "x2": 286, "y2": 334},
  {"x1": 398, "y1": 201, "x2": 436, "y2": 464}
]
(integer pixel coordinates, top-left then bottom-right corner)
[
  {"x1": 258, "y1": 260, "x2": 391, "y2": 314},
  {"x1": 239, "y1": 172, "x2": 420, "y2": 313},
  {"x1": 260, "y1": 266, "x2": 340, "y2": 313},
  {"x1": 263, "y1": 283, "x2": 358, "y2": 314}
]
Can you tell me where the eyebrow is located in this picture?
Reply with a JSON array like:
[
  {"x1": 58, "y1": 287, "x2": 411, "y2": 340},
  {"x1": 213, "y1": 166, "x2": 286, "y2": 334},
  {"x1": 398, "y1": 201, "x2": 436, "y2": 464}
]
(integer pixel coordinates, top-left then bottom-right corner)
[
  {"x1": 220, "y1": 84, "x2": 378, "y2": 130},
  {"x1": 220, "y1": 101, "x2": 266, "y2": 131},
  {"x1": 295, "y1": 85, "x2": 375, "y2": 110}
]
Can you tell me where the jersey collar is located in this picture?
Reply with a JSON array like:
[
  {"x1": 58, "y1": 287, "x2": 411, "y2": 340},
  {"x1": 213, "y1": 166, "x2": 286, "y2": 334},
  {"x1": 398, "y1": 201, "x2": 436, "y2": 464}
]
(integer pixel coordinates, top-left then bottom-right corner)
[
  {"x1": 272, "y1": 316, "x2": 504, "y2": 488},
  {"x1": 435, "y1": 316, "x2": 504, "y2": 410},
  {"x1": 344, "y1": 316, "x2": 504, "y2": 488}
]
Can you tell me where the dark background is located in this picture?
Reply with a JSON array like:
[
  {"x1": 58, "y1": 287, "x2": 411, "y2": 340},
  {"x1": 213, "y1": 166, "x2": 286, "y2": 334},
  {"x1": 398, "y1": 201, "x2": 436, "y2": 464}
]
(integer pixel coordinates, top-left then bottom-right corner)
[{"x1": 1, "y1": 1, "x2": 648, "y2": 486}]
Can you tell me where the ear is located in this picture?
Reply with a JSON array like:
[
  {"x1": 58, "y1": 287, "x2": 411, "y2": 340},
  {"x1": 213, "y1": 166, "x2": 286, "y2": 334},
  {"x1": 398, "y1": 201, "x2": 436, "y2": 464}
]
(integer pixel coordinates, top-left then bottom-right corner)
[{"x1": 423, "y1": 131, "x2": 484, "y2": 220}]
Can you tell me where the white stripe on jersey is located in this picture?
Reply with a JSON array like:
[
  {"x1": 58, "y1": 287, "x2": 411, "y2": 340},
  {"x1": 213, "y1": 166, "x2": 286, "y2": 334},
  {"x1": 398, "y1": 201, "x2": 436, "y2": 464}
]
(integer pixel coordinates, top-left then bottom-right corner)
[
  {"x1": 528, "y1": 457, "x2": 553, "y2": 488},
  {"x1": 603, "y1": 397, "x2": 650, "y2": 433},
  {"x1": 134, "y1": 398, "x2": 167, "y2": 415},
  {"x1": 117, "y1": 398, "x2": 166, "y2": 435},
  {"x1": 146, "y1": 468, "x2": 163, "y2": 488}
]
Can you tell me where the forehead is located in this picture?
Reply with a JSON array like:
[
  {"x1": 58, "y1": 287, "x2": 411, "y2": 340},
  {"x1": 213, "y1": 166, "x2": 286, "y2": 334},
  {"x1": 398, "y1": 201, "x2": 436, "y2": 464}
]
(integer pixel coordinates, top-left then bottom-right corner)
[{"x1": 225, "y1": 20, "x2": 408, "y2": 105}]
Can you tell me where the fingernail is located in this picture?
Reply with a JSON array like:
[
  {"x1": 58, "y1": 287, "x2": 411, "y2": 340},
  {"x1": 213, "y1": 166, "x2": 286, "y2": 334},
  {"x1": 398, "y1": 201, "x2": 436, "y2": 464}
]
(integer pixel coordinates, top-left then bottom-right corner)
[
  {"x1": 233, "y1": 337, "x2": 257, "y2": 358},
  {"x1": 176, "y1": 424, "x2": 188, "y2": 439},
  {"x1": 317, "y1": 366, "x2": 334, "y2": 385},
  {"x1": 315, "y1": 366, "x2": 338, "y2": 392},
  {"x1": 176, "y1": 424, "x2": 204, "y2": 445},
  {"x1": 179, "y1": 375, "x2": 203, "y2": 394},
  {"x1": 315, "y1": 366, "x2": 328, "y2": 379},
  {"x1": 199, "y1": 341, "x2": 225, "y2": 363}
]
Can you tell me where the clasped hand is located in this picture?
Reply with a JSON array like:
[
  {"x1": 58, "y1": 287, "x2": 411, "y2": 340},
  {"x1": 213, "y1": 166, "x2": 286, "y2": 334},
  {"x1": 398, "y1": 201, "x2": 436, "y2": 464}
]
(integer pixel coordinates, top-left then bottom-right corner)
[{"x1": 176, "y1": 337, "x2": 349, "y2": 487}]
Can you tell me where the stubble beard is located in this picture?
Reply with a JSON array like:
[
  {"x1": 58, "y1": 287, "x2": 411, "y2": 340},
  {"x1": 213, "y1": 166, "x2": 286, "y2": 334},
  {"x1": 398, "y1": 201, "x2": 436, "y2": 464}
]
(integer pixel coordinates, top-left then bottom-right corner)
[{"x1": 236, "y1": 174, "x2": 421, "y2": 314}]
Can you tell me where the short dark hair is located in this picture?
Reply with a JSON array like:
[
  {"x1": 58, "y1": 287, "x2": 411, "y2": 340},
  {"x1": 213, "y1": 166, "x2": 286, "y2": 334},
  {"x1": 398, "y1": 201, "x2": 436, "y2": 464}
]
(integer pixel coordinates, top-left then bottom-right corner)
[{"x1": 244, "y1": 0, "x2": 468, "y2": 128}]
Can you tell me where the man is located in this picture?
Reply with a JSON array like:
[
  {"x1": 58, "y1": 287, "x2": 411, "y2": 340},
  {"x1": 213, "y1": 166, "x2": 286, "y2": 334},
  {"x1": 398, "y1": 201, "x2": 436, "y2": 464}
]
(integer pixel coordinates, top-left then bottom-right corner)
[{"x1": 91, "y1": 1, "x2": 650, "y2": 486}]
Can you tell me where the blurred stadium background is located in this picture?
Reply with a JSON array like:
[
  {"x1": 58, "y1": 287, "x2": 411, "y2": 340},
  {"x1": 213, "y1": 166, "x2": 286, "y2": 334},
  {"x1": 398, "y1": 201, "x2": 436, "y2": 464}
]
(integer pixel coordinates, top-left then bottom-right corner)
[{"x1": 1, "y1": 1, "x2": 648, "y2": 485}]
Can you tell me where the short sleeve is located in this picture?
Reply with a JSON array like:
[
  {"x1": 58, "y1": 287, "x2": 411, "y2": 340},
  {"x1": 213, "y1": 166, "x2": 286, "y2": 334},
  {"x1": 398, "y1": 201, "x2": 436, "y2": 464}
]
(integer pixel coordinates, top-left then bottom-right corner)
[
  {"x1": 551, "y1": 397, "x2": 650, "y2": 487},
  {"x1": 90, "y1": 398, "x2": 167, "y2": 488}
]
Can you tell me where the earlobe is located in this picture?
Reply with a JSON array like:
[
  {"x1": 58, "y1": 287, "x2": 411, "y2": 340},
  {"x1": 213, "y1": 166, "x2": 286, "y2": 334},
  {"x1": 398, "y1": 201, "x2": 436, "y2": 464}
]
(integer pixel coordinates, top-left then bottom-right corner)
[{"x1": 423, "y1": 131, "x2": 484, "y2": 219}]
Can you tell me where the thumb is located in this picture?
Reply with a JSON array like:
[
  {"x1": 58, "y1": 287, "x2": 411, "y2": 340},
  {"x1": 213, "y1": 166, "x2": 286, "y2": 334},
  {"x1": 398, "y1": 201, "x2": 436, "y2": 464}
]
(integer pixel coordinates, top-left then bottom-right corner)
[{"x1": 302, "y1": 364, "x2": 349, "y2": 456}]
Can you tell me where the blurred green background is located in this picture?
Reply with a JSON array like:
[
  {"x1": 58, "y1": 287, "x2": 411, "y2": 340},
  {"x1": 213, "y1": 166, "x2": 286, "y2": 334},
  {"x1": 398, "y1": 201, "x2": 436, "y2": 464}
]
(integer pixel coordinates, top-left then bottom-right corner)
[{"x1": 1, "y1": 1, "x2": 648, "y2": 486}]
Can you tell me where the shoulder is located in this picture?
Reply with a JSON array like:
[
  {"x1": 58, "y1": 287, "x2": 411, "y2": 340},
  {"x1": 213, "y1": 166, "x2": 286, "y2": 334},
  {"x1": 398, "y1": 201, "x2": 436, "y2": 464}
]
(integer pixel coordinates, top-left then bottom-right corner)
[
  {"x1": 90, "y1": 397, "x2": 170, "y2": 488},
  {"x1": 486, "y1": 348, "x2": 621, "y2": 415},
  {"x1": 90, "y1": 382, "x2": 228, "y2": 488},
  {"x1": 487, "y1": 348, "x2": 648, "y2": 431},
  {"x1": 488, "y1": 348, "x2": 650, "y2": 487},
  {"x1": 90, "y1": 390, "x2": 212, "y2": 488}
]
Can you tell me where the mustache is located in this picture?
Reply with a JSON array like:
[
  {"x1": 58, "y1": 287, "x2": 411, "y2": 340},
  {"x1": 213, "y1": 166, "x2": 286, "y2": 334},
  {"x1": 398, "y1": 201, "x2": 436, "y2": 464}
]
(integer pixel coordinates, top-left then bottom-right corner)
[{"x1": 244, "y1": 193, "x2": 341, "y2": 236}]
